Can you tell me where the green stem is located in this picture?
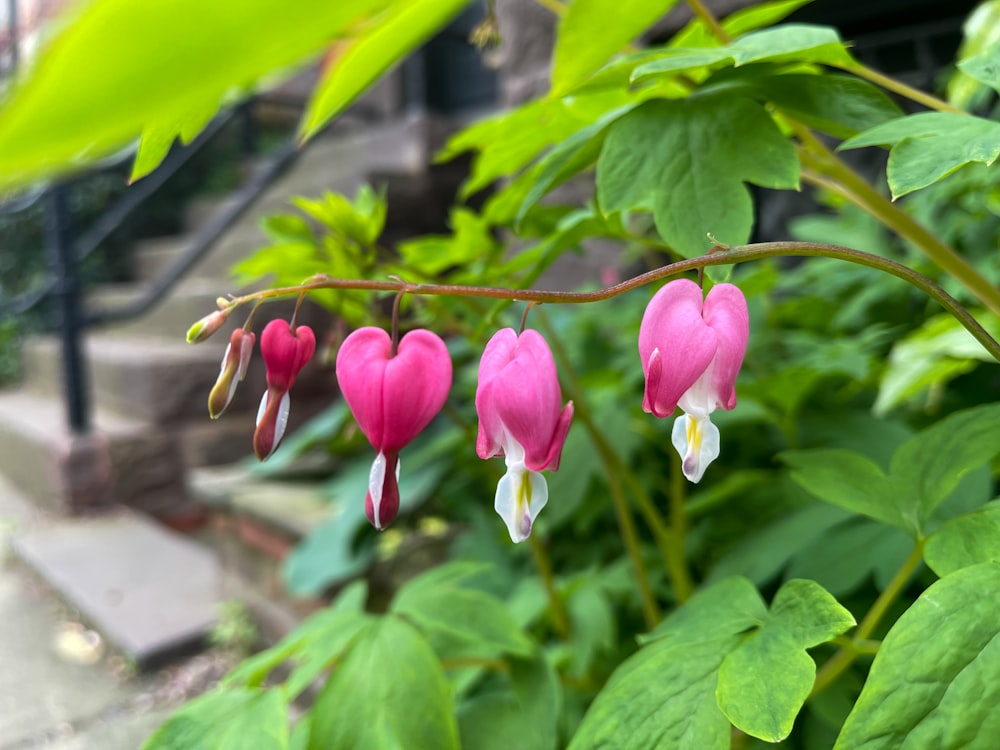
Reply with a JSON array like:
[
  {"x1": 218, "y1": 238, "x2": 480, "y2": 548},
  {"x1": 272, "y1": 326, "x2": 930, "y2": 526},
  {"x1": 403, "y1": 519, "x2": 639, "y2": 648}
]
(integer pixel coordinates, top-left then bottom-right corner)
[
  {"x1": 528, "y1": 534, "x2": 572, "y2": 639},
  {"x1": 831, "y1": 62, "x2": 966, "y2": 114},
  {"x1": 794, "y1": 135, "x2": 1000, "y2": 318},
  {"x1": 811, "y1": 540, "x2": 924, "y2": 697},
  {"x1": 667, "y1": 451, "x2": 694, "y2": 603},
  {"x1": 684, "y1": 0, "x2": 731, "y2": 43},
  {"x1": 217, "y1": 242, "x2": 1000, "y2": 363}
]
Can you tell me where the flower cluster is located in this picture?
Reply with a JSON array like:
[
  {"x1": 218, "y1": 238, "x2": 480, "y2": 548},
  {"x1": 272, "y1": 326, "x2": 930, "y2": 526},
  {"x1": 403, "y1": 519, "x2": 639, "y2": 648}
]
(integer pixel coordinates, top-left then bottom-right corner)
[{"x1": 197, "y1": 277, "x2": 748, "y2": 541}]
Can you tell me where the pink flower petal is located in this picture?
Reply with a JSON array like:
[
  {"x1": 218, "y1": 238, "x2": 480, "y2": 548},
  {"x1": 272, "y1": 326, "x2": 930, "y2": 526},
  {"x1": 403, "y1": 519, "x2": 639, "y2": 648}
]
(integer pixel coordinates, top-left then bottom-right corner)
[
  {"x1": 703, "y1": 283, "x2": 749, "y2": 411},
  {"x1": 638, "y1": 279, "x2": 718, "y2": 417}
]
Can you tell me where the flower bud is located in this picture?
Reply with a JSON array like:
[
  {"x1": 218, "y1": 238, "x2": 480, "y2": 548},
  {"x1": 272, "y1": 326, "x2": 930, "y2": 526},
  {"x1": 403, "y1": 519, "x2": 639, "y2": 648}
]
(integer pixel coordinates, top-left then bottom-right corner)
[
  {"x1": 187, "y1": 310, "x2": 229, "y2": 344},
  {"x1": 208, "y1": 328, "x2": 255, "y2": 419}
]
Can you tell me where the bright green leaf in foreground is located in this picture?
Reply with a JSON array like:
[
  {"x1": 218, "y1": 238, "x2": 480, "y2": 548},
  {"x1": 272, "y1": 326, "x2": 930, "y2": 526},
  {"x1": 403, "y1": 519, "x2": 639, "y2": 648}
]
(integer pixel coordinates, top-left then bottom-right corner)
[
  {"x1": 841, "y1": 113, "x2": 1000, "y2": 198},
  {"x1": 551, "y1": 0, "x2": 679, "y2": 95},
  {"x1": 670, "y1": 0, "x2": 817, "y2": 49},
  {"x1": 835, "y1": 562, "x2": 1000, "y2": 749},
  {"x1": 925, "y1": 501, "x2": 1000, "y2": 577},
  {"x1": 715, "y1": 580, "x2": 855, "y2": 742},
  {"x1": 142, "y1": 688, "x2": 289, "y2": 750},
  {"x1": 0, "y1": 0, "x2": 388, "y2": 188},
  {"x1": 308, "y1": 617, "x2": 460, "y2": 750},
  {"x1": 299, "y1": 0, "x2": 470, "y2": 140},
  {"x1": 572, "y1": 577, "x2": 852, "y2": 747},
  {"x1": 596, "y1": 96, "x2": 798, "y2": 256}
]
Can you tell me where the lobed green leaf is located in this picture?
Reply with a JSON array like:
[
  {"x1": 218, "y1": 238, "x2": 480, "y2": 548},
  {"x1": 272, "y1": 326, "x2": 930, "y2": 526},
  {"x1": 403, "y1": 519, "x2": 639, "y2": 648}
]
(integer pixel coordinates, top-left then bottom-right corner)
[
  {"x1": 142, "y1": 688, "x2": 289, "y2": 750},
  {"x1": 596, "y1": 95, "x2": 798, "y2": 257},
  {"x1": 924, "y1": 500, "x2": 1000, "y2": 577}
]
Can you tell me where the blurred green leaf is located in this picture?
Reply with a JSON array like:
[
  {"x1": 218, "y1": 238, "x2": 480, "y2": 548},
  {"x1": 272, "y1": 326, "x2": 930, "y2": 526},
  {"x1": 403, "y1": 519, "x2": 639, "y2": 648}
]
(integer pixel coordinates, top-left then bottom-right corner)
[
  {"x1": 781, "y1": 450, "x2": 904, "y2": 530},
  {"x1": 671, "y1": 0, "x2": 817, "y2": 48},
  {"x1": 143, "y1": 688, "x2": 288, "y2": 750},
  {"x1": 300, "y1": 0, "x2": 469, "y2": 139},
  {"x1": 834, "y1": 563, "x2": 1000, "y2": 749},
  {"x1": 551, "y1": 0, "x2": 679, "y2": 96},
  {"x1": 597, "y1": 96, "x2": 798, "y2": 257},
  {"x1": 308, "y1": 617, "x2": 460, "y2": 750},
  {"x1": 875, "y1": 312, "x2": 1000, "y2": 415},
  {"x1": 0, "y1": 0, "x2": 389, "y2": 188}
]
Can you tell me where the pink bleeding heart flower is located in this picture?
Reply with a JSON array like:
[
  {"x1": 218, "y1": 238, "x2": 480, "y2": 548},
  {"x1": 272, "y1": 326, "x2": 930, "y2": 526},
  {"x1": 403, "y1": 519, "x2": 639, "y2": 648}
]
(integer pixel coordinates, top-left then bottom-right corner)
[
  {"x1": 254, "y1": 319, "x2": 316, "y2": 461},
  {"x1": 639, "y1": 279, "x2": 748, "y2": 483},
  {"x1": 476, "y1": 328, "x2": 574, "y2": 543},
  {"x1": 208, "y1": 327, "x2": 255, "y2": 419},
  {"x1": 336, "y1": 327, "x2": 452, "y2": 530}
]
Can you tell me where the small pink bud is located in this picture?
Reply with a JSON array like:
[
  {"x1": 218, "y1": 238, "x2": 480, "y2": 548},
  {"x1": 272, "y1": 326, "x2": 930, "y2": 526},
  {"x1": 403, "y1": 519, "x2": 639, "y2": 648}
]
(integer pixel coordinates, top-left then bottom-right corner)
[
  {"x1": 208, "y1": 328, "x2": 255, "y2": 419},
  {"x1": 253, "y1": 320, "x2": 316, "y2": 460},
  {"x1": 187, "y1": 310, "x2": 229, "y2": 343},
  {"x1": 336, "y1": 327, "x2": 452, "y2": 529}
]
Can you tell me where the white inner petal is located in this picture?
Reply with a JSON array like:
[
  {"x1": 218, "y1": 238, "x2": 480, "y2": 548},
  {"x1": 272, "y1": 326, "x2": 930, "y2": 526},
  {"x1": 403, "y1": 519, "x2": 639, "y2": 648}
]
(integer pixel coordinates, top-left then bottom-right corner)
[
  {"x1": 368, "y1": 451, "x2": 388, "y2": 529},
  {"x1": 494, "y1": 465, "x2": 548, "y2": 544},
  {"x1": 671, "y1": 412, "x2": 720, "y2": 484}
]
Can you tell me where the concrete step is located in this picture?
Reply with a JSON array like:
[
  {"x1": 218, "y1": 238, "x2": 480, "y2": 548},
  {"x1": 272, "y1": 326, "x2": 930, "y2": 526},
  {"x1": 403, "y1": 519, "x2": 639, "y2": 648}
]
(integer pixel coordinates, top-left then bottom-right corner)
[
  {"x1": 0, "y1": 391, "x2": 188, "y2": 515},
  {"x1": 131, "y1": 236, "x2": 192, "y2": 285},
  {"x1": 86, "y1": 279, "x2": 231, "y2": 340},
  {"x1": 11, "y1": 511, "x2": 224, "y2": 668}
]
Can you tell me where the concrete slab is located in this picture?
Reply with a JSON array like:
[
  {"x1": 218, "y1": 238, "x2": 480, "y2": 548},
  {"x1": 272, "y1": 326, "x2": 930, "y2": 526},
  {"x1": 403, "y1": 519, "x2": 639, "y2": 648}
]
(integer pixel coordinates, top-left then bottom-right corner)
[
  {"x1": 12, "y1": 513, "x2": 223, "y2": 667},
  {"x1": 0, "y1": 571, "x2": 153, "y2": 747},
  {"x1": 45, "y1": 706, "x2": 176, "y2": 750}
]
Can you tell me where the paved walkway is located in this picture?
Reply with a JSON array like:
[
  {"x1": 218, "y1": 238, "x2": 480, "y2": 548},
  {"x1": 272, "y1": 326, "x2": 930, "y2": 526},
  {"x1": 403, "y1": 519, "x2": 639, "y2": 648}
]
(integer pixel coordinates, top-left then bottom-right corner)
[{"x1": 0, "y1": 481, "x2": 232, "y2": 749}]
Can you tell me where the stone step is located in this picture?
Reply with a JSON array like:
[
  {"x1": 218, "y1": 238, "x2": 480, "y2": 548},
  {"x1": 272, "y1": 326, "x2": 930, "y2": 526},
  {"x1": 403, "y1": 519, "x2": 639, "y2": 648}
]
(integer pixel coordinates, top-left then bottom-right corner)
[
  {"x1": 0, "y1": 390, "x2": 188, "y2": 515},
  {"x1": 130, "y1": 235, "x2": 194, "y2": 285},
  {"x1": 86, "y1": 279, "x2": 231, "y2": 339},
  {"x1": 11, "y1": 512, "x2": 224, "y2": 668}
]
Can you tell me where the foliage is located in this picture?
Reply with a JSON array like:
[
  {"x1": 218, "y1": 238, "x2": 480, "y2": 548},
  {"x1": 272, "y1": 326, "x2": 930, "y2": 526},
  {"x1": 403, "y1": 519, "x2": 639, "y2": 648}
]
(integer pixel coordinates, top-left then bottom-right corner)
[{"x1": 7, "y1": 0, "x2": 1000, "y2": 748}]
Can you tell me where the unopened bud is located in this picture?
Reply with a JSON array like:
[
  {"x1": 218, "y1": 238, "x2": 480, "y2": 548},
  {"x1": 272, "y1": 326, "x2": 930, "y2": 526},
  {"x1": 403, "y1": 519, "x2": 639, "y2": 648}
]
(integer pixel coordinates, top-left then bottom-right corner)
[
  {"x1": 187, "y1": 310, "x2": 228, "y2": 344},
  {"x1": 208, "y1": 329, "x2": 256, "y2": 419},
  {"x1": 216, "y1": 297, "x2": 230, "y2": 310}
]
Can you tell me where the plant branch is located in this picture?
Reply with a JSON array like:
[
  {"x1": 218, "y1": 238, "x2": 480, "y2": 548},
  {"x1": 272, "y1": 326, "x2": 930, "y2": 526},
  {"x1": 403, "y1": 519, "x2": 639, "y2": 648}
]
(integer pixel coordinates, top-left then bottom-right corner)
[
  {"x1": 213, "y1": 242, "x2": 1000, "y2": 363},
  {"x1": 667, "y1": 451, "x2": 694, "y2": 603},
  {"x1": 528, "y1": 533, "x2": 572, "y2": 639}
]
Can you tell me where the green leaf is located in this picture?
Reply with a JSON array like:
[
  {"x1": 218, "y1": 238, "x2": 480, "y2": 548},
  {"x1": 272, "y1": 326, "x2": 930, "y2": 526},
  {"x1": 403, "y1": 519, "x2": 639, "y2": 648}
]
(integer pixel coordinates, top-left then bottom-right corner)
[
  {"x1": 834, "y1": 562, "x2": 1000, "y2": 749},
  {"x1": 457, "y1": 654, "x2": 562, "y2": 750},
  {"x1": 597, "y1": 96, "x2": 798, "y2": 256},
  {"x1": 925, "y1": 501, "x2": 1000, "y2": 577},
  {"x1": 551, "y1": 0, "x2": 679, "y2": 95},
  {"x1": 631, "y1": 24, "x2": 853, "y2": 82},
  {"x1": 841, "y1": 113, "x2": 1000, "y2": 198},
  {"x1": 716, "y1": 628, "x2": 814, "y2": 742},
  {"x1": 642, "y1": 576, "x2": 767, "y2": 645},
  {"x1": 948, "y1": 3, "x2": 1000, "y2": 108},
  {"x1": 308, "y1": 617, "x2": 460, "y2": 750},
  {"x1": 568, "y1": 636, "x2": 738, "y2": 750},
  {"x1": 0, "y1": 0, "x2": 386, "y2": 188},
  {"x1": 889, "y1": 403, "x2": 1000, "y2": 529},
  {"x1": 300, "y1": 0, "x2": 469, "y2": 139},
  {"x1": 732, "y1": 71, "x2": 903, "y2": 139},
  {"x1": 874, "y1": 312, "x2": 1000, "y2": 416},
  {"x1": 142, "y1": 688, "x2": 289, "y2": 750},
  {"x1": 439, "y1": 91, "x2": 635, "y2": 198},
  {"x1": 781, "y1": 450, "x2": 904, "y2": 530},
  {"x1": 283, "y1": 611, "x2": 372, "y2": 699},
  {"x1": 391, "y1": 565, "x2": 533, "y2": 657},
  {"x1": 957, "y1": 41, "x2": 1000, "y2": 96},
  {"x1": 715, "y1": 580, "x2": 854, "y2": 742}
]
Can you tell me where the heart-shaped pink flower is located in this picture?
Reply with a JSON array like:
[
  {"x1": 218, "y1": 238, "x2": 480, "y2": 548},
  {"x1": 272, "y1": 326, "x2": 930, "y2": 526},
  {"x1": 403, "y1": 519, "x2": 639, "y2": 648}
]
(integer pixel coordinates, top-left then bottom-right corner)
[
  {"x1": 336, "y1": 327, "x2": 452, "y2": 529},
  {"x1": 254, "y1": 319, "x2": 316, "y2": 461}
]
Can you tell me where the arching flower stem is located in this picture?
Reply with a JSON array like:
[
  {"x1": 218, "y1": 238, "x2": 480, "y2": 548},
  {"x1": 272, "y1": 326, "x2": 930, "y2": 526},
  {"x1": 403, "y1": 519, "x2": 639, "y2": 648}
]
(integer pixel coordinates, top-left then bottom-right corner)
[{"x1": 214, "y1": 242, "x2": 1000, "y2": 363}]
